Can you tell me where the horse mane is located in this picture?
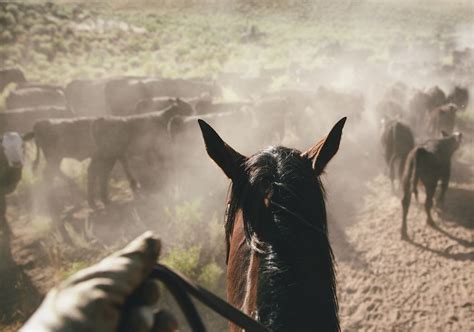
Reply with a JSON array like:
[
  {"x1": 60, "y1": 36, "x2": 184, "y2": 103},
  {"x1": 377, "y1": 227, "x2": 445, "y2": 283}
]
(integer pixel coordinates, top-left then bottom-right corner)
[{"x1": 224, "y1": 145, "x2": 339, "y2": 330}]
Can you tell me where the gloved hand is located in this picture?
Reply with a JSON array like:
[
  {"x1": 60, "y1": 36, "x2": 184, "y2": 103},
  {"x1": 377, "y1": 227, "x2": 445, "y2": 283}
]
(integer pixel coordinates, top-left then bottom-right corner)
[{"x1": 21, "y1": 232, "x2": 178, "y2": 332}]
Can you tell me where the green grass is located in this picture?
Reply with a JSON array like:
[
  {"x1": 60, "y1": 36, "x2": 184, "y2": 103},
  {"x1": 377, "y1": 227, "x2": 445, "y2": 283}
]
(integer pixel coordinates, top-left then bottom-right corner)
[{"x1": 1, "y1": 1, "x2": 471, "y2": 86}]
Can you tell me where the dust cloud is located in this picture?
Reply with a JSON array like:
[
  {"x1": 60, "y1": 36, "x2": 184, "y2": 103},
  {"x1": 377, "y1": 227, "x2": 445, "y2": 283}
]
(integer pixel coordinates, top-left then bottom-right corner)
[{"x1": 1, "y1": 1, "x2": 473, "y2": 331}]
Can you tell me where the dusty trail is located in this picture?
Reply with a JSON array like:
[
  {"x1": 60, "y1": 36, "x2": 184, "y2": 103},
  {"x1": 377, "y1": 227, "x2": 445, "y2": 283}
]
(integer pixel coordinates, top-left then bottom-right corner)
[{"x1": 333, "y1": 175, "x2": 473, "y2": 331}]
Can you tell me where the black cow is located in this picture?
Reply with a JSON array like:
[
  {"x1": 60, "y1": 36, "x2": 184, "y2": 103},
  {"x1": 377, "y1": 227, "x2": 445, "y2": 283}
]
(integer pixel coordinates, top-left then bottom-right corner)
[
  {"x1": 31, "y1": 117, "x2": 139, "y2": 205},
  {"x1": 381, "y1": 120, "x2": 415, "y2": 189},
  {"x1": 87, "y1": 102, "x2": 193, "y2": 207},
  {"x1": 401, "y1": 132, "x2": 462, "y2": 239}
]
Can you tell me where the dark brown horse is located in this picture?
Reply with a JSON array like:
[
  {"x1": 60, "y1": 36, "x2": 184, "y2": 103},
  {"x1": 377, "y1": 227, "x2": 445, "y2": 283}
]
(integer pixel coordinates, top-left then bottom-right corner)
[{"x1": 198, "y1": 117, "x2": 346, "y2": 331}]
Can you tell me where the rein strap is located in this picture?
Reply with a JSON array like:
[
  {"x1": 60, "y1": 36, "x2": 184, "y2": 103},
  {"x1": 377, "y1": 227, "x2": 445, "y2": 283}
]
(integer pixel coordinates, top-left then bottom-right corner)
[{"x1": 151, "y1": 264, "x2": 268, "y2": 332}]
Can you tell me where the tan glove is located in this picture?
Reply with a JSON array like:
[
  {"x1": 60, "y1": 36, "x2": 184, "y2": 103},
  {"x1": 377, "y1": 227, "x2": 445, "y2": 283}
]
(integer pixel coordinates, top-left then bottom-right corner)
[{"x1": 21, "y1": 232, "x2": 178, "y2": 332}]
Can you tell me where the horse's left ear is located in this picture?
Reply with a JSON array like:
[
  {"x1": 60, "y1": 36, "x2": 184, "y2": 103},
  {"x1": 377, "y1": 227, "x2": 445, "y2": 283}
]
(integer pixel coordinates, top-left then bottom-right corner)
[
  {"x1": 198, "y1": 119, "x2": 246, "y2": 179},
  {"x1": 302, "y1": 117, "x2": 346, "y2": 176}
]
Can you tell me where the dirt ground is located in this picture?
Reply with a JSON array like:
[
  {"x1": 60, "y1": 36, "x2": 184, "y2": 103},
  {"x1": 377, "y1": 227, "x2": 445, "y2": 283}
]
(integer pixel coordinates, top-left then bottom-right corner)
[{"x1": 332, "y1": 175, "x2": 473, "y2": 331}]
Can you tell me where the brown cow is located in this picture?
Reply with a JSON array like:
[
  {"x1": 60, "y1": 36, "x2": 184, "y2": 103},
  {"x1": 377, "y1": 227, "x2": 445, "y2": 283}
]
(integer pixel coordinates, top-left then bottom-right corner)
[
  {"x1": 408, "y1": 86, "x2": 447, "y2": 130},
  {"x1": 446, "y1": 86, "x2": 469, "y2": 111},
  {"x1": 401, "y1": 132, "x2": 462, "y2": 240},
  {"x1": 87, "y1": 102, "x2": 194, "y2": 207},
  {"x1": 381, "y1": 120, "x2": 415, "y2": 189}
]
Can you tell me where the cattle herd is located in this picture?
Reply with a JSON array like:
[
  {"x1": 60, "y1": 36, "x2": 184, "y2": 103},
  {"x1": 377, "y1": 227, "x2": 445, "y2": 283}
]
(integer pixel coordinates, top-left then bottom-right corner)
[
  {"x1": 379, "y1": 83, "x2": 468, "y2": 238},
  {"x1": 0, "y1": 65, "x2": 471, "y2": 241}
]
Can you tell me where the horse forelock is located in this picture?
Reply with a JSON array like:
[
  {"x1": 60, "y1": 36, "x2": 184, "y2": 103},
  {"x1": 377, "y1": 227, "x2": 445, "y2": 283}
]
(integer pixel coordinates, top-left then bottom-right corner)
[{"x1": 227, "y1": 146, "x2": 329, "y2": 247}]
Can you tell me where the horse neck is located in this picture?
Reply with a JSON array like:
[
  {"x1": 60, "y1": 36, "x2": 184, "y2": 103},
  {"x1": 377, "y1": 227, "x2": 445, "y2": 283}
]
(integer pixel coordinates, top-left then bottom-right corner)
[{"x1": 255, "y1": 230, "x2": 339, "y2": 331}]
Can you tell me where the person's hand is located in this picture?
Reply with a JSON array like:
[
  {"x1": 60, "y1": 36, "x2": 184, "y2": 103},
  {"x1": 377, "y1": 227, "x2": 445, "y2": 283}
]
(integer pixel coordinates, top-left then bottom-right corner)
[{"x1": 21, "y1": 232, "x2": 178, "y2": 332}]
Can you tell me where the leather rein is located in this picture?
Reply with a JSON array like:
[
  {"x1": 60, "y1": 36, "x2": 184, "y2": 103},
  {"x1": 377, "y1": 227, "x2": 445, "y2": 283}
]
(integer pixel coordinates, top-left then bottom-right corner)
[{"x1": 151, "y1": 264, "x2": 268, "y2": 332}]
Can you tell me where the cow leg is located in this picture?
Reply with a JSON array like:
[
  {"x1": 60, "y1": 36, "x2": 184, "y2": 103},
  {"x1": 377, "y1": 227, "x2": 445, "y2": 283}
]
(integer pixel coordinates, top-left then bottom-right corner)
[
  {"x1": 398, "y1": 156, "x2": 407, "y2": 189},
  {"x1": 99, "y1": 158, "x2": 116, "y2": 206},
  {"x1": 424, "y1": 180, "x2": 436, "y2": 226},
  {"x1": 388, "y1": 155, "x2": 397, "y2": 192},
  {"x1": 0, "y1": 195, "x2": 11, "y2": 238},
  {"x1": 401, "y1": 189, "x2": 411, "y2": 240},
  {"x1": 87, "y1": 157, "x2": 101, "y2": 208},
  {"x1": 411, "y1": 165, "x2": 420, "y2": 203},
  {"x1": 0, "y1": 194, "x2": 14, "y2": 266},
  {"x1": 437, "y1": 170, "x2": 451, "y2": 208},
  {"x1": 119, "y1": 157, "x2": 140, "y2": 192}
]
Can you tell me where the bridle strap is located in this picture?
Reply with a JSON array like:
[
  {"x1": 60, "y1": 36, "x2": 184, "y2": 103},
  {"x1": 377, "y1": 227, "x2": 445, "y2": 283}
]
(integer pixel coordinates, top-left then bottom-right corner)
[
  {"x1": 224, "y1": 183, "x2": 232, "y2": 264},
  {"x1": 151, "y1": 264, "x2": 268, "y2": 332}
]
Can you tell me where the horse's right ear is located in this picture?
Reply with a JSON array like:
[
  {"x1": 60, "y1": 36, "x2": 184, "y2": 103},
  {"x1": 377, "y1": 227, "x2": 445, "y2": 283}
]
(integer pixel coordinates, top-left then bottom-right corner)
[
  {"x1": 198, "y1": 119, "x2": 246, "y2": 179},
  {"x1": 302, "y1": 117, "x2": 346, "y2": 176}
]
